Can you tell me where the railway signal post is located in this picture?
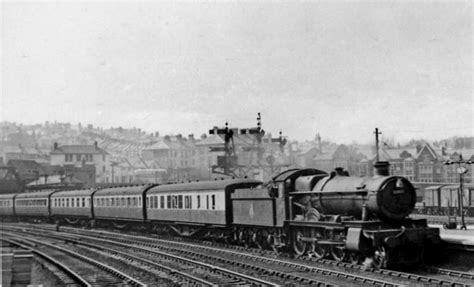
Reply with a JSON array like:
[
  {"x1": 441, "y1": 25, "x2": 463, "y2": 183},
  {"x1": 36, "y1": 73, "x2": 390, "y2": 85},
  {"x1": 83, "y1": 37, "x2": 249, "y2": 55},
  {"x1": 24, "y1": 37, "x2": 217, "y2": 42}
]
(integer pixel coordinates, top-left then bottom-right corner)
[{"x1": 444, "y1": 154, "x2": 473, "y2": 230}]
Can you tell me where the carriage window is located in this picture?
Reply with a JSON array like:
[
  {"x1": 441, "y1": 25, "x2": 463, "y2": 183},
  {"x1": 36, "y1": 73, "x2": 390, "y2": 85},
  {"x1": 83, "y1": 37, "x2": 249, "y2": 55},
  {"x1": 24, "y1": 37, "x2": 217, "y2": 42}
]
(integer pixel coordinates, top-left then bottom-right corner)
[
  {"x1": 133, "y1": 197, "x2": 137, "y2": 207},
  {"x1": 178, "y1": 195, "x2": 183, "y2": 209},
  {"x1": 139, "y1": 197, "x2": 142, "y2": 206},
  {"x1": 87, "y1": 198, "x2": 90, "y2": 207},
  {"x1": 211, "y1": 194, "x2": 215, "y2": 210},
  {"x1": 206, "y1": 195, "x2": 209, "y2": 210},
  {"x1": 154, "y1": 196, "x2": 159, "y2": 209},
  {"x1": 81, "y1": 197, "x2": 85, "y2": 207},
  {"x1": 66, "y1": 198, "x2": 70, "y2": 207},
  {"x1": 197, "y1": 195, "x2": 200, "y2": 209},
  {"x1": 146, "y1": 196, "x2": 150, "y2": 208},
  {"x1": 121, "y1": 198, "x2": 125, "y2": 206},
  {"x1": 172, "y1": 196, "x2": 178, "y2": 209},
  {"x1": 167, "y1": 195, "x2": 171, "y2": 208},
  {"x1": 127, "y1": 197, "x2": 131, "y2": 207},
  {"x1": 112, "y1": 198, "x2": 115, "y2": 206},
  {"x1": 160, "y1": 196, "x2": 164, "y2": 208},
  {"x1": 185, "y1": 196, "x2": 192, "y2": 209}
]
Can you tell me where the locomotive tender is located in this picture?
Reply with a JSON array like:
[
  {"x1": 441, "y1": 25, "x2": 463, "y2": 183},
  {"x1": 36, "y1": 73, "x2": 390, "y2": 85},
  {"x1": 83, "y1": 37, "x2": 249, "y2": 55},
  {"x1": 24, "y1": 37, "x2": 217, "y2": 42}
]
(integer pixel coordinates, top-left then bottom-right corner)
[{"x1": 0, "y1": 163, "x2": 440, "y2": 268}]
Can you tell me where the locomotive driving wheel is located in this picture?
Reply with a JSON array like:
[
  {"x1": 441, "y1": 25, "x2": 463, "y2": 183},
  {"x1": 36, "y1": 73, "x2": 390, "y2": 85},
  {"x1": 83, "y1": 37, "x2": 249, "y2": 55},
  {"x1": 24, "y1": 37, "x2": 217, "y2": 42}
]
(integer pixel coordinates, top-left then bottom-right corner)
[
  {"x1": 293, "y1": 229, "x2": 306, "y2": 256},
  {"x1": 308, "y1": 242, "x2": 327, "y2": 259},
  {"x1": 331, "y1": 245, "x2": 347, "y2": 262}
]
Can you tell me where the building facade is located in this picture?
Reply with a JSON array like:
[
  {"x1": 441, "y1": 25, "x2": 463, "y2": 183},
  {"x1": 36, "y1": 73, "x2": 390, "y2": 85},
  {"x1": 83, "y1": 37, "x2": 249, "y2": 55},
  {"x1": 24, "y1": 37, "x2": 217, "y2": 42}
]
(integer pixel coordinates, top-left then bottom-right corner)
[{"x1": 49, "y1": 141, "x2": 110, "y2": 183}]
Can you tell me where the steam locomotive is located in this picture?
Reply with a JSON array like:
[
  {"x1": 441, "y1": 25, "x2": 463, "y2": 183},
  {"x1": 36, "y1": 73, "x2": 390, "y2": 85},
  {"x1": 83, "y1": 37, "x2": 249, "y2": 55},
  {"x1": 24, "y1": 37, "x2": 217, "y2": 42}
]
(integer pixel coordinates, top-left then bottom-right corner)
[{"x1": 0, "y1": 163, "x2": 440, "y2": 268}]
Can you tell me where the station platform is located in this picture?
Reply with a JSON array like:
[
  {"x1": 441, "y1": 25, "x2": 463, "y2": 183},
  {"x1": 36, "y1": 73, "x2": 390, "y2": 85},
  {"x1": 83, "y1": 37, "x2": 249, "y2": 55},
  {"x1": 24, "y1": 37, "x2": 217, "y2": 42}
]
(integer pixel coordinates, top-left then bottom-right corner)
[{"x1": 430, "y1": 224, "x2": 474, "y2": 250}]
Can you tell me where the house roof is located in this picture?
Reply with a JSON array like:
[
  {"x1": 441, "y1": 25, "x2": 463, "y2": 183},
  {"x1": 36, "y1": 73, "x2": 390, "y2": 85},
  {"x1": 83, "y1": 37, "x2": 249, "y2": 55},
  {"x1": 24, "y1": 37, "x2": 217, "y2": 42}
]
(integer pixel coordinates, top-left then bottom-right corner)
[
  {"x1": 50, "y1": 145, "x2": 108, "y2": 155},
  {"x1": 195, "y1": 135, "x2": 225, "y2": 146},
  {"x1": 8, "y1": 160, "x2": 43, "y2": 172}
]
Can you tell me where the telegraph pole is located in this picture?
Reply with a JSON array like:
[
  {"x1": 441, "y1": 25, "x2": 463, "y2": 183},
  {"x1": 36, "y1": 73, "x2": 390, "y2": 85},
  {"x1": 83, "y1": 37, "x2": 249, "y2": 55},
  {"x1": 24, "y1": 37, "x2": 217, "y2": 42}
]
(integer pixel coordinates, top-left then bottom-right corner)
[
  {"x1": 444, "y1": 154, "x2": 473, "y2": 230},
  {"x1": 374, "y1": 128, "x2": 382, "y2": 162}
]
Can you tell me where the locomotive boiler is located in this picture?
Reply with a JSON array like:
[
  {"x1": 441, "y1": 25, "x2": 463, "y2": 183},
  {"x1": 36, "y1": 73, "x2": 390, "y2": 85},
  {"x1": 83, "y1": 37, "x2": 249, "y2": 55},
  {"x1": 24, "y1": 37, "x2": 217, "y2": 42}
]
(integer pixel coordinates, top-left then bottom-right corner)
[{"x1": 292, "y1": 165, "x2": 417, "y2": 221}]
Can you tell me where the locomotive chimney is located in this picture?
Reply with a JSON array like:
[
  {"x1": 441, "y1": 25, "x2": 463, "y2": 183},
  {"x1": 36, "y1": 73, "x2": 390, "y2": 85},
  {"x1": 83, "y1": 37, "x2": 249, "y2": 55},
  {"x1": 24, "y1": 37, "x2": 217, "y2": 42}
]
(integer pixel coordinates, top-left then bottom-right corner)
[
  {"x1": 373, "y1": 161, "x2": 390, "y2": 176},
  {"x1": 334, "y1": 167, "x2": 348, "y2": 176}
]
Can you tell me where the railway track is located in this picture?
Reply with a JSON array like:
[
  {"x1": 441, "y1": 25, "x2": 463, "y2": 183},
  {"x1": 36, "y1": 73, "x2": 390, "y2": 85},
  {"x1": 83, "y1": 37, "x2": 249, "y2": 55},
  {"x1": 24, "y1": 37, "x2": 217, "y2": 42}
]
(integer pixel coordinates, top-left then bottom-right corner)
[
  {"x1": 1, "y1": 233, "x2": 147, "y2": 287},
  {"x1": 5, "y1": 223, "x2": 474, "y2": 286},
  {"x1": 3, "y1": 225, "x2": 389, "y2": 286},
  {"x1": 2, "y1": 227, "x2": 276, "y2": 286},
  {"x1": 6, "y1": 223, "x2": 473, "y2": 286}
]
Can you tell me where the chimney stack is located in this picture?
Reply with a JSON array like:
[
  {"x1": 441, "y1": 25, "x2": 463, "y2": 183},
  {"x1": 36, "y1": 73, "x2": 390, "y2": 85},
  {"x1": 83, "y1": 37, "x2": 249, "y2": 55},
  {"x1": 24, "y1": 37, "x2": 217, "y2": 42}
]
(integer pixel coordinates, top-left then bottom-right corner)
[{"x1": 373, "y1": 161, "x2": 390, "y2": 176}]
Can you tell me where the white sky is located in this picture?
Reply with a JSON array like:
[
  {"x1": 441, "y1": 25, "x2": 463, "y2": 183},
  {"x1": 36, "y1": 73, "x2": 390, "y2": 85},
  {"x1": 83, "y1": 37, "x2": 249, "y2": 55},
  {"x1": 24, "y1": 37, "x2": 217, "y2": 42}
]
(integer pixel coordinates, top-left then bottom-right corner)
[{"x1": 1, "y1": 1, "x2": 472, "y2": 144}]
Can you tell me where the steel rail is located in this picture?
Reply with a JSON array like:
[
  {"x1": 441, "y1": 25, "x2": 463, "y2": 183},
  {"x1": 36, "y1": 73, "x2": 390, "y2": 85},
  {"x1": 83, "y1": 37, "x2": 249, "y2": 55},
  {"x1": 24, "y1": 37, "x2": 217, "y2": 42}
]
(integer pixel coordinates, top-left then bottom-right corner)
[{"x1": 429, "y1": 267, "x2": 474, "y2": 280}]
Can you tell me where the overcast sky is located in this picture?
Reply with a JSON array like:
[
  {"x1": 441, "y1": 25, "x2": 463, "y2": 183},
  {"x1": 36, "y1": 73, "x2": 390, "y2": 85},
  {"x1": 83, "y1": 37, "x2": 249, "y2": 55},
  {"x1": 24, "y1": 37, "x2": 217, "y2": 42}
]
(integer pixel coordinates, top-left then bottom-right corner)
[{"x1": 1, "y1": 1, "x2": 472, "y2": 144}]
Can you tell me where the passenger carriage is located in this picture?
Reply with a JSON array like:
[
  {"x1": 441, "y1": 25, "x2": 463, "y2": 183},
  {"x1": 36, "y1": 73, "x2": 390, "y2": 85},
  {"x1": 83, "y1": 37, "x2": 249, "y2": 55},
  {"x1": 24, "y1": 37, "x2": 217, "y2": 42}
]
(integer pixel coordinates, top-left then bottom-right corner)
[
  {"x1": 146, "y1": 179, "x2": 261, "y2": 237},
  {"x1": 0, "y1": 193, "x2": 16, "y2": 218},
  {"x1": 14, "y1": 190, "x2": 55, "y2": 221},
  {"x1": 51, "y1": 188, "x2": 95, "y2": 225},
  {"x1": 92, "y1": 185, "x2": 156, "y2": 228}
]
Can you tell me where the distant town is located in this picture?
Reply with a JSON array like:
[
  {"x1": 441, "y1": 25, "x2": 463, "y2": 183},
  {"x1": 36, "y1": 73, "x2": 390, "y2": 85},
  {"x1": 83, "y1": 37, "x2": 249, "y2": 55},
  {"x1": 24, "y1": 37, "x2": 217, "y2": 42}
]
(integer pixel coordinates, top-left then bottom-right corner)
[{"x1": 1, "y1": 120, "x2": 473, "y2": 193}]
